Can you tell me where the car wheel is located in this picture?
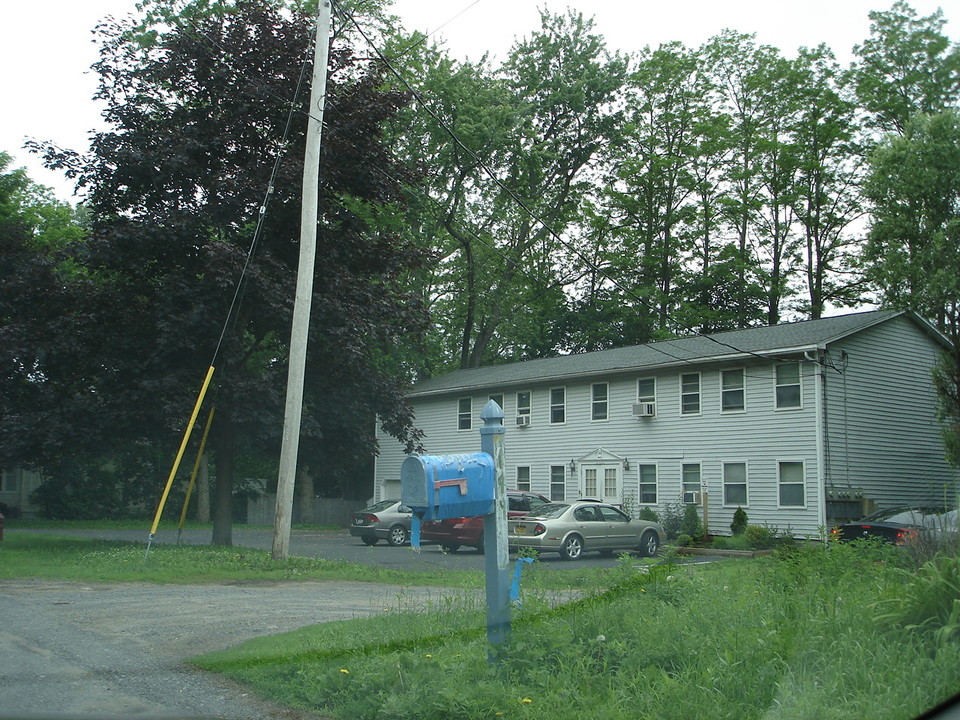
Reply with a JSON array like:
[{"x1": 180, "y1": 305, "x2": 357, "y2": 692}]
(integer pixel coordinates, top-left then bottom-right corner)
[
  {"x1": 388, "y1": 525, "x2": 408, "y2": 546},
  {"x1": 441, "y1": 543, "x2": 460, "y2": 553},
  {"x1": 639, "y1": 531, "x2": 660, "y2": 557},
  {"x1": 361, "y1": 536, "x2": 379, "y2": 546},
  {"x1": 475, "y1": 534, "x2": 485, "y2": 554},
  {"x1": 559, "y1": 534, "x2": 584, "y2": 560}
]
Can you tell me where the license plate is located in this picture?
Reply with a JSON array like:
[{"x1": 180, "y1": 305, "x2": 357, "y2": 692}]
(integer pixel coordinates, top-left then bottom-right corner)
[
  {"x1": 352, "y1": 520, "x2": 364, "y2": 526},
  {"x1": 515, "y1": 525, "x2": 526, "y2": 535}
]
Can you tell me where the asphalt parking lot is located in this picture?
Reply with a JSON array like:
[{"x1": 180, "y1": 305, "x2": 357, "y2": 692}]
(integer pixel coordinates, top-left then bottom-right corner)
[{"x1": 16, "y1": 525, "x2": 669, "y2": 571}]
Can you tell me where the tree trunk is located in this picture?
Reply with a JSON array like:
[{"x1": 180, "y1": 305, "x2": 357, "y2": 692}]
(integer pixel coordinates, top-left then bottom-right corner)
[
  {"x1": 196, "y1": 452, "x2": 210, "y2": 523},
  {"x1": 211, "y1": 418, "x2": 235, "y2": 546},
  {"x1": 296, "y1": 465, "x2": 314, "y2": 524}
]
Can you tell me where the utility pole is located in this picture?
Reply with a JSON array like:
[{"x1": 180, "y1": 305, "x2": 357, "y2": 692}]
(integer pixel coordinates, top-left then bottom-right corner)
[{"x1": 272, "y1": 0, "x2": 331, "y2": 561}]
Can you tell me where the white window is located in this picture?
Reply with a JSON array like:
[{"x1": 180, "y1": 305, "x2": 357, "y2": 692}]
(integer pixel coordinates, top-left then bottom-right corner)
[
  {"x1": 723, "y1": 462, "x2": 748, "y2": 506},
  {"x1": 457, "y1": 397, "x2": 472, "y2": 430},
  {"x1": 550, "y1": 465, "x2": 566, "y2": 501},
  {"x1": 583, "y1": 468, "x2": 598, "y2": 497},
  {"x1": 550, "y1": 387, "x2": 566, "y2": 424},
  {"x1": 721, "y1": 368, "x2": 745, "y2": 412},
  {"x1": 778, "y1": 461, "x2": 805, "y2": 507},
  {"x1": 682, "y1": 463, "x2": 701, "y2": 497},
  {"x1": 680, "y1": 373, "x2": 701, "y2": 415},
  {"x1": 488, "y1": 393, "x2": 504, "y2": 412},
  {"x1": 637, "y1": 377, "x2": 656, "y2": 404},
  {"x1": 516, "y1": 391, "x2": 531, "y2": 420},
  {"x1": 591, "y1": 383, "x2": 608, "y2": 421},
  {"x1": 638, "y1": 464, "x2": 657, "y2": 504},
  {"x1": 516, "y1": 466, "x2": 531, "y2": 492},
  {"x1": 775, "y1": 363, "x2": 802, "y2": 409}
]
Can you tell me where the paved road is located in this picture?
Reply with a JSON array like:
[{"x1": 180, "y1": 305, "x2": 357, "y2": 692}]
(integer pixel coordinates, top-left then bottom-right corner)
[
  {"x1": 1, "y1": 527, "x2": 696, "y2": 718},
  {"x1": 0, "y1": 577, "x2": 486, "y2": 720}
]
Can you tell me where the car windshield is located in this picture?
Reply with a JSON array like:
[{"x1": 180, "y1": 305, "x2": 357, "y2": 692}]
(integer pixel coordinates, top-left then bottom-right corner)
[
  {"x1": 527, "y1": 502, "x2": 570, "y2": 519},
  {"x1": 864, "y1": 507, "x2": 945, "y2": 524}
]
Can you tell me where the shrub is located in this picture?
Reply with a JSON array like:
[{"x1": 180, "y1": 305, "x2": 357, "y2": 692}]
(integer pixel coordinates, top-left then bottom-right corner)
[
  {"x1": 731, "y1": 506, "x2": 748, "y2": 535},
  {"x1": 874, "y1": 554, "x2": 960, "y2": 643},
  {"x1": 681, "y1": 503, "x2": 704, "y2": 539},
  {"x1": 675, "y1": 533, "x2": 693, "y2": 547},
  {"x1": 638, "y1": 506, "x2": 659, "y2": 522},
  {"x1": 743, "y1": 524, "x2": 777, "y2": 550},
  {"x1": 657, "y1": 499, "x2": 685, "y2": 540}
]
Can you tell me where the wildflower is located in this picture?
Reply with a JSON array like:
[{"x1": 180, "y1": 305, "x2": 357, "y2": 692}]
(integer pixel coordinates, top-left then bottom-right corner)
[
  {"x1": 339, "y1": 669, "x2": 350, "y2": 674},
  {"x1": 596, "y1": 634, "x2": 606, "y2": 642},
  {"x1": 522, "y1": 698, "x2": 533, "y2": 703},
  {"x1": 425, "y1": 654, "x2": 433, "y2": 658}
]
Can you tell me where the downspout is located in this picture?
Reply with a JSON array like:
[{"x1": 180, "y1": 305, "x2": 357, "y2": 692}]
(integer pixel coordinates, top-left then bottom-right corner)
[{"x1": 804, "y1": 348, "x2": 828, "y2": 538}]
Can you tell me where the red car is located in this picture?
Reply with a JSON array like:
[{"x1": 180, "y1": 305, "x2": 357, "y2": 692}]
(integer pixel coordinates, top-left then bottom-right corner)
[{"x1": 421, "y1": 490, "x2": 550, "y2": 553}]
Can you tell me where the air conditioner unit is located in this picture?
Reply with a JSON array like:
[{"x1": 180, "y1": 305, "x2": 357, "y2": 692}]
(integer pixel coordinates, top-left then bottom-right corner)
[
  {"x1": 682, "y1": 491, "x2": 700, "y2": 504},
  {"x1": 516, "y1": 415, "x2": 531, "y2": 427},
  {"x1": 632, "y1": 402, "x2": 656, "y2": 418}
]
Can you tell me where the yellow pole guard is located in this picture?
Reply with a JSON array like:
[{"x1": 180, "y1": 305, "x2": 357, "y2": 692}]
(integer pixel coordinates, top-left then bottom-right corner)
[
  {"x1": 150, "y1": 365, "x2": 216, "y2": 536},
  {"x1": 178, "y1": 405, "x2": 216, "y2": 531}
]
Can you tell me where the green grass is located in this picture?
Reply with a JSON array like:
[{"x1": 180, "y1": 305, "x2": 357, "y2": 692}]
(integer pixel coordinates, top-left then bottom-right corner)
[
  {"x1": 0, "y1": 532, "x2": 607, "y2": 590},
  {"x1": 194, "y1": 545, "x2": 960, "y2": 720}
]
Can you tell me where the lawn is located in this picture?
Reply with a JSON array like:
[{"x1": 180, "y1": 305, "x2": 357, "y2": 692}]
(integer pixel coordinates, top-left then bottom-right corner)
[
  {"x1": 4, "y1": 531, "x2": 958, "y2": 719},
  {"x1": 194, "y1": 543, "x2": 960, "y2": 720}
]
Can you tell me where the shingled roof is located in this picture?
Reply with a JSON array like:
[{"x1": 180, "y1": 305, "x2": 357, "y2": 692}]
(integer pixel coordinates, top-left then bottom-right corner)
[{"x1": 410, "y1": 310, "x2": 945, "y2": 397}]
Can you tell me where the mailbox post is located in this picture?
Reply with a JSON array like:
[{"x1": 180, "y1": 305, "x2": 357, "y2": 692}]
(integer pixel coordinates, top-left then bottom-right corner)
[
  {"x1": 399, "y1": 399, "x2": 512, "y2": 661},
  {"x1": 480, "y1": 399, "x2": 510, "y2": 654}
]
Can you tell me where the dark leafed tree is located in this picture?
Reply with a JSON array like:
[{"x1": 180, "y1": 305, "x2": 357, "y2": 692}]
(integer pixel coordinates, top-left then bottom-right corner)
[{"x1": 26, "y1": 0, "x2": 429, "y2": 542}]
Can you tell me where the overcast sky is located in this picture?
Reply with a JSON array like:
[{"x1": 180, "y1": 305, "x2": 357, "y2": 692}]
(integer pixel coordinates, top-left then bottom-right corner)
[{"x1": 1, "y1": 0, "x2": 955, "y2": 200}]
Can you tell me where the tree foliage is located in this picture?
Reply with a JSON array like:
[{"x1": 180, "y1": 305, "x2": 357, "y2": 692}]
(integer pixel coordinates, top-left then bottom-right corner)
[{"x1": 15, "y1": 0, "x2": 430, "y2": 537}]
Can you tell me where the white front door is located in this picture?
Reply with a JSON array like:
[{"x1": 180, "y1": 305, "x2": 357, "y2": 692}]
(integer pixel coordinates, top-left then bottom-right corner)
[{"x1": 580, "y1": 465, "x2": 621, "y2": 505}]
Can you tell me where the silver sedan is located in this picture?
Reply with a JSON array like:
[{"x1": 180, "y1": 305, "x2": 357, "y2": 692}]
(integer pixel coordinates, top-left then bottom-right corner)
[
  {"x1": 508, "y1": 500, "x2": 666, "y2": 560},
  {"x1": 349, "y1": 500, "x2": 412, "y2": 546}
]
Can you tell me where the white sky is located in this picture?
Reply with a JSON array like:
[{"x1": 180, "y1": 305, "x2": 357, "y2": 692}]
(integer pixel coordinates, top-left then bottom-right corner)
[{"x1": 1, "y1": 0, "x2": 955, "y2": 200}]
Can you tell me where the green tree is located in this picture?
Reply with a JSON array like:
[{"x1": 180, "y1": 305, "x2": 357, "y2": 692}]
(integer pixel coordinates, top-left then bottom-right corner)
[
  {"x1": 850, "y1": 0, "x2": 960, "y2": 136},
  {"x1": 21, "y1": 0, "x2": 429, "y2": 538},
  {"x1": 788, "y1": 45, "x2": 864, "y2": 319},
  {"x1": 863, "y1": 109, "x2": 960, "y2": 464}
]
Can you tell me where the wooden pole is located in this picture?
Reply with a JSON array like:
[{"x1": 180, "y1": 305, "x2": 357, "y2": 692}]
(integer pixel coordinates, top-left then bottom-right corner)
[{"x1": 272, "y1": 0, "x2": 331, "y2": 561}]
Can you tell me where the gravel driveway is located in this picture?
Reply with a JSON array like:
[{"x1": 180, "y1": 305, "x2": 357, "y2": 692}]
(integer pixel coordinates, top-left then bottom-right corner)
[{"x1": 0, "y1": 578, "x2": 475, "y2": 719}]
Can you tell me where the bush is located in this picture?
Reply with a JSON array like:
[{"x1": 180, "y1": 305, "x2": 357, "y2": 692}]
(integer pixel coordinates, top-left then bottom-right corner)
[
  {"x1": 874, "y1": 554, "x2": 960, "y2": 643},
  {"x1": 657, "y1": 499, "x2": 685, "y2": 540},
  {"x1": 731, "y1": 506, "x2": 748, "y2": 535},
  {"x1": 675, "y1": 533, "x2": 693, "y2": 547},
  {"x1": 681, "y1": 503, "x2": 704, "y2": 539},
  {"x1": 638, "y1": 506, "x2": 659, "y2": 522},
  {"x1": 743, "y1": 524, "x2": 778, "y2": 550}
]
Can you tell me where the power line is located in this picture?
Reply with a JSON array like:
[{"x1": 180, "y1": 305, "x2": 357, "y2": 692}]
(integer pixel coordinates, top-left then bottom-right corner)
[{"x1": 333, "y1": 0, "x2": 829, "y2": 374}]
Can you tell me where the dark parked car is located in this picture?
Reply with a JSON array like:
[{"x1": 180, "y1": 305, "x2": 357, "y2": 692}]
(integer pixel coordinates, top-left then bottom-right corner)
[
  {"x1": 349, "y1": 500, "x2": 413, "y2": 546},
  {"x1": 420, "y1": 490, "x2": 550, "y2": 553},
  {"x1": 831, "y1": 505, "x2": 957, "y2": 546}
]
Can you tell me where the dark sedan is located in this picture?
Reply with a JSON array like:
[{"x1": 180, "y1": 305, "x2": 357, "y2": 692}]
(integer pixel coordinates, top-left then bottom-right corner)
[{"x1": 831, "y1": 506, "x2": 957, "y2": 546}]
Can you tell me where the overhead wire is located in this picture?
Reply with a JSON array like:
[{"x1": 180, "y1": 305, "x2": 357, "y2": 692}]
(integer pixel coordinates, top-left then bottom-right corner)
[
  {"x1": 162, "y1": 1, "x2": 841, "y2": 378},
  {"x1": 332, "y1": 0, "x2": 834, "y2": 374}
]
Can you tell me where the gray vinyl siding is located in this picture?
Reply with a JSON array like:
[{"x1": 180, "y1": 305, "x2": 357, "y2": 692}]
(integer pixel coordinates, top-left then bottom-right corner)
[
  {"x1": 373, "y1": 312, "x2": 958, "y2": 536},
  {"x1": 824, "y1": 315, "x2": 955, "y2": 509},
  {"x1": 375, "y1": 360, "x2": 824, "y2": 535}
]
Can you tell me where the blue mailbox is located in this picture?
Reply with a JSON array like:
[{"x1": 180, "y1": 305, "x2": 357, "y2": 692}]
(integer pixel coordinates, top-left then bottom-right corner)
[{"x1": 401, "y1": 452, "x2": 495, "y2": 522}]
